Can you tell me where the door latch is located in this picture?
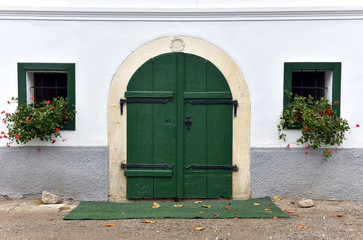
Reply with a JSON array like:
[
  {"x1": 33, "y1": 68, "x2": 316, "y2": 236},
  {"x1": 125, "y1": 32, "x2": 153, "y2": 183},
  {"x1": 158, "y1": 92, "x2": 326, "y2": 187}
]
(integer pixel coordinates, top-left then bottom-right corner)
[{"x1": 185, "y1": 115, "x2": 192, "y2": 130}]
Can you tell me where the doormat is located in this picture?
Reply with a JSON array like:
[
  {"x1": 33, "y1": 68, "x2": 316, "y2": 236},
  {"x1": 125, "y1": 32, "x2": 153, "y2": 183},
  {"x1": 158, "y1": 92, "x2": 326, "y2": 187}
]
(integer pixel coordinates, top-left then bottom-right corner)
[{"x1": 64, "y1": 197, "x2": 289, "y2": 220}]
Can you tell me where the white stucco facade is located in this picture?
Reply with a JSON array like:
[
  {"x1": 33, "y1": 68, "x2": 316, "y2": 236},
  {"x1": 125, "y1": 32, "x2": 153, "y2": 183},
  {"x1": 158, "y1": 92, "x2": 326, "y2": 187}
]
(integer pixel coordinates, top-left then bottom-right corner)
[{"x1": 1, "y1": 0, "x2": 362, "y2": 201}]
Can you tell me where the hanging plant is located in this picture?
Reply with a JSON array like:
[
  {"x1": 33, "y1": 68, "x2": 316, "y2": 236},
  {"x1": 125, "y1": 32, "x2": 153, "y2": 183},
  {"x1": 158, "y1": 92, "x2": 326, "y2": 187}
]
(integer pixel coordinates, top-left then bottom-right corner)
[
  {"x1": 277, "y1": 91, "x2": 351, "y2": 160},
  {"x1": 1, "y1": 97, "x2": 75, "y2": 147}
]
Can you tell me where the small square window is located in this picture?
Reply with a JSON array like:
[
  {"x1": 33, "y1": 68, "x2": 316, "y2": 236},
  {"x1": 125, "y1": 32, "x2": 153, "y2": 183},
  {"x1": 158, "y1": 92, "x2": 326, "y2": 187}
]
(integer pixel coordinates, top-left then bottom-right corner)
[
  {"x1": 18, "y1": 63, "x2": 76, "y2": 130},
  {"x1": 284, "y1": 62, "x2": 341, "y2": 117}
]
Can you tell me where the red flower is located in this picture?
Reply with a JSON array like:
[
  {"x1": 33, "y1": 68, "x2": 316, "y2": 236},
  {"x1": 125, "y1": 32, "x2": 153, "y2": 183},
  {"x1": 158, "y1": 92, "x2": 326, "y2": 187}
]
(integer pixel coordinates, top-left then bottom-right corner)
[
  {"x1": 51, "y1": 140, "x2": 56, "y2": 144},
  {"x1": 304, "y1": 127, "x2": 309, "y2": 130},
  {"x1": 305, "y1": 151, "x2": 309, "y2": 155},
  {"x1": 6, "y1": 142, "x2": 10, "y2": 147},
  {"x1": 50, "y1": 105, "x2": 54, "y2": 110},
  {"x1": 15, "y1": 134, "x2": 19, "y2": 139},
  {"x1": 356, "y1": 124, "x2": 360, "y2": 128},
  {"x1": 37, "y1": 148, "x2": 41, "y2": 152},
  {"x1": 55, "y1": 128, "x2": 60, "y2": 132},
  {"x1": 45, "y1": 101, "x2": 50, "y2": 105},
  {"x1": 305, "y1": 145, "x2": 310, "y2": 149},
  {"x1": 334, "y1": 101, "x2": 339, "y2": 104},
  {"x1": 26, "y1": 118, "x2": 31, "y2": 122},
  {"x1": 2, "y1": 120, "x2": 6, "y2": 124},
  {"x1": 5, "y1": 113, "x2": 9, "y2": 116},
  {"x1": 328, "y1": 150, "x2": 333, "y2": 154},
  {"x1": 1, "y1": 131, "x2": 4, "y2": 134},
  {"x1": 1, "y1": 111, "x2": 4, "y2": 114},
  {"x1": 316, "y1": 128, "x2": 319, "y2": 131},
  {"x1": 3, "y1": 135, "x2": 7, "y2": 138},
  {"x1": 286, "y1": 144, "x2": 290, "y2": 148},
  {"x1": 7, "y1": 101, "x2": 10, "y2": 104},
  {"x1": 30, "y1": 97, "x2": 35, "y2": 100},
  {"x1": 0, "y1": 136, "x2": 2, "y2": 139}
]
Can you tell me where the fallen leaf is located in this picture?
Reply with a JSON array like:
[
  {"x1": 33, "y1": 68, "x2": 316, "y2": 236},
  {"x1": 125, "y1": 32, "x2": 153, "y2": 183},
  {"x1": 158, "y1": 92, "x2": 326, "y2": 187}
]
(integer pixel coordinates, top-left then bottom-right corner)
[
  {"x1": 121, "y1": 212, "x2": 126, "y2": 215},
  {"x1": 35, "y1": 199, "x2": 43, "y2": 205},
  {"x1": 267, "y1": 203, "x2": 271, "y2": 205},
  {"x1": 47, "y1": 218, "x2": 53, "y2": 221},
  {"x1": 199, "y1": 212, "x2": 205, "y2": 214},
  {"x1": 225, "y1": 206, "x2": 231, "y2": 210},
  {"x1": 266, "y1": 211, "x2": 272, "y2": 213},
  {"x1": 297, "y1": 224, "x2": 309, "y2": 229},
  {"x1": 264, "y1": 208, "x2": 271, "y2": 211},
  {"x1": 284, "y1": 210, "x2": 295, "y2": 213},
  {"x1": 105, "y1": 224, "x2": 114, "y2": 227},
  {"x1": 254, "y1": 203, "x2": 260, "y2": 206},
  {"x1": 336, "y1": 214, "x2": 344, "y2": 217},
  {"x1": 142, "y1": 220, "x2": 155, "y2": 223},
  {"x1": 173, "y1": 204, "x2": 184, "y2": 208},
  {"x1": 194, "y1": 201, "x2": 202, "y2": 203},
  {"x1": 273, "y1": 196, "x2": 282, "y2": 201},
  {"x1": 152, "y1": 202, "x2": 160, "y2": 209},
  {"x1": 202, "y1": 205, "x2": 211, "y2": 208},
  {"x1": 298, "y1": 215, "x2": 305, "y2": 218},
  {"x1": 59, "y1": 206, "x2": 71, "y2": 211},
  {"x1": 193, "y1": 227, "x2": 205, "y2": 231},
  {"x1": 273, "y1": 216, "x2": 278, "y2": 220},
  {"x1": 233, "y1": 217, "x2": 238, "y2": 220},
  {"x1": 214, "y1": 212, "x2": 220, "y2": 216}
]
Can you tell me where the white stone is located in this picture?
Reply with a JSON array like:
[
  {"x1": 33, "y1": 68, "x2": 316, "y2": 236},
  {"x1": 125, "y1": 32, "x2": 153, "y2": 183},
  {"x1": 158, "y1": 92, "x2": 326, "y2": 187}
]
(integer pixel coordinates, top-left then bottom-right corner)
[
  {"x1": 298, "y1": 199, "x2": 315, "y2": 208},
  {"x1": 41, "y1": 191, "x2": 63, "y2": 204}
]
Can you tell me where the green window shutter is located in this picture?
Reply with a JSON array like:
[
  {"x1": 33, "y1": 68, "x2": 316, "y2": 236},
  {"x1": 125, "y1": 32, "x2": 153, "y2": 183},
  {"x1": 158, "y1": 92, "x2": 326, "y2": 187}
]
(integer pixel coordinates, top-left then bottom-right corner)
[{"x1": 17, "y1": 63, "x2": 76, "y2": 130}]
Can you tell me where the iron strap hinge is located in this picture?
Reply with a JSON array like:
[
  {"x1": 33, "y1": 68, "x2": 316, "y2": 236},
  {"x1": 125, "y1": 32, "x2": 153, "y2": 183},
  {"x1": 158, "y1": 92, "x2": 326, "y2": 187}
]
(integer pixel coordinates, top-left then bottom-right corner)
[
  {"x1": 185, "y1": 164, "x2": 238, "y2": 171},
  {"x1": 184, "y1": 100, "x2": 239, "y2": 117},
  {"x1": 121, "y1": 163, "x2": 175, "y2": 169},
  {"x1": 120, "y1": 98, "x2": 172, "y2": 115}
]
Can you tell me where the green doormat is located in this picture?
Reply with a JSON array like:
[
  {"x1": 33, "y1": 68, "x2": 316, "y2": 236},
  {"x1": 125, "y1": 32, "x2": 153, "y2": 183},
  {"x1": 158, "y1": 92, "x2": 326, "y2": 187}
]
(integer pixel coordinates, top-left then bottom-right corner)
[{"x1": 64, "y1": 197, "x2": 289, "y2": 220}]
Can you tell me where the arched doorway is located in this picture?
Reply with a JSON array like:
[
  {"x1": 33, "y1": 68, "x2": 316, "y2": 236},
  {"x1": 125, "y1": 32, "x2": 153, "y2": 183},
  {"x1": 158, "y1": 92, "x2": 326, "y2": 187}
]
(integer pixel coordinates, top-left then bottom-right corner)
[{"x1": 108, "y1": 36, "x2": 250, "y2": 201}]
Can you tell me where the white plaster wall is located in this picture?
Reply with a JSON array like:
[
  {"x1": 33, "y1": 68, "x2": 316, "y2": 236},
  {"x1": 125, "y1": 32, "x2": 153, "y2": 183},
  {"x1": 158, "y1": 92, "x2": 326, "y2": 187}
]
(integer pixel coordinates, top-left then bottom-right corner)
[
  {"x1": 1, "y1": 0, "x2": 363, "y2": 8},
  {"x1": 0, "y1": 7, "x2": 362, "y2": 148}
]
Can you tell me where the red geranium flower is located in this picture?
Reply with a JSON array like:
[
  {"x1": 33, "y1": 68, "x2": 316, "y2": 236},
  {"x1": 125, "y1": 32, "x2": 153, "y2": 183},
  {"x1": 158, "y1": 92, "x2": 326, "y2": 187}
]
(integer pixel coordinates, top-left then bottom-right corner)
[
  {"x1": 51, "y1": 140, "x2": 56, "y2": 144},
  {"x1": 334, "y1": 101, "x2": 339, "y2": 104},
  {"x1": 7, "y1": 101, "x2": 10, "y2": 104},
  {"x1": 6, "y1": 142, "x2": 10, "y2": 147},
  {"x1": 305, "y1": 151, "x2": 309, "y2": 155},
  {"x1": 304, "y1": 127, "x2": 309, "y2": 130},
  {"x1": 26, "y1": 118, "x2": 31, "y2": 122},
  {"x1": 45, "y1": 101, "x2": 50, "y2": 105},
  {"x1": 356, "y1": 124, "x2": 360, "y2": 128},
  {"x1": 30, "y1": 97, "x2": 35, "y2": 100},
  {"x1": 55, "y1": 128, "x2": 60, "y2": 132},
  {"x1": 328, "y1": 150, "x2": 333, "y2": 154},
  {"x1": 15, "y1": 134, "x2": 19, "y2": 139},
  {"x1": 37, "y1": 148, "x2": 41, "y2": 152},
  {"x1": 1, "y1": 111, "x2": 4, "y2": 114}
]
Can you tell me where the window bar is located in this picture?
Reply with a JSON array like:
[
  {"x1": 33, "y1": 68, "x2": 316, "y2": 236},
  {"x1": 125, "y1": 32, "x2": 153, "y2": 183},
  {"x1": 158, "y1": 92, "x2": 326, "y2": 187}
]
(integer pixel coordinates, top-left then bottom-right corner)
[
  {"x1": 40, "y1": 73, "x2": 44, "y2": 102},
  {"x1": 314, "y1": 70, "x2": 318, "y2": 99},
  {"x1": 55, "y1": 73, "x2": 58, "y2": 99},
  {"x1": 300, "y1": 70, "x2": 303, "y2": 96}
]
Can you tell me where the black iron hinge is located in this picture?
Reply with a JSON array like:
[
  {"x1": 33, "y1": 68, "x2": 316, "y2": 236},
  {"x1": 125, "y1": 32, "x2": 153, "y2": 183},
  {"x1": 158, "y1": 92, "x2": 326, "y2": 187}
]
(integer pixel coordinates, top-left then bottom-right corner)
[
  {"x1": 185, "y1": 100, "x2": 238, "y2": 117},
  {"x1": 120, "y1": 98, "x2": 172, "y2": 115},
  {"x1": 185, "y1": 164, "x2": 238, "y2": 171}
]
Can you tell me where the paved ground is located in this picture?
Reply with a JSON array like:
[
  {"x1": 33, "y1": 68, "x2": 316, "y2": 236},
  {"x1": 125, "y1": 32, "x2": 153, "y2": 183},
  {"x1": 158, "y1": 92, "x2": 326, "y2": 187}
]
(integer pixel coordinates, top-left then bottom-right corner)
[{"x1": 0, "y1": 197, "x2": 362, "y2": 240}]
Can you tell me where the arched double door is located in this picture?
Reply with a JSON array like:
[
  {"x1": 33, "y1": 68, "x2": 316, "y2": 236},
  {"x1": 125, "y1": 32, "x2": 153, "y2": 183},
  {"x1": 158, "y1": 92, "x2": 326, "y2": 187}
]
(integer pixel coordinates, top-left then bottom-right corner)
[{"x1": 122, "y1": 53, "x2": 236, "y2": 199}]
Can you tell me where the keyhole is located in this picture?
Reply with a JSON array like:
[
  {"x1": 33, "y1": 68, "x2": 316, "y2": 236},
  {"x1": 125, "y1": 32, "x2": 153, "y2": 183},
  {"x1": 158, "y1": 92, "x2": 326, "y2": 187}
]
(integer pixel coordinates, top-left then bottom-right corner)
[{"x1": 165, "y1": 119, "x2": 172, "y2": 125}]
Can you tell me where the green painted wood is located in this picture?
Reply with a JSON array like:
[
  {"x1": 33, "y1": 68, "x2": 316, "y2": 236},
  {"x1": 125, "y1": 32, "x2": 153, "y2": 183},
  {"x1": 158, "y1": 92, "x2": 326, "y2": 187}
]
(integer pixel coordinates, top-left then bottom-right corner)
[
  {"x1": 153, "y1": 53, "x2": 178, "y2": 198},
  {"x1": 125, "y1": 53, "x2": 233, "y2": 199},
  {"x1": 124, "y1": 170, "x2": 173, "y2": 177},
  {"x1": 206, "y1": 61, "x2": 232, "y2": 198},
  {"x1": 125, "y1": 91, "x2": 173, "y2": 98},
  {"x1": 184, "y1": 92, "x2": 232, "y2": 99},
  {"x1": 126, "y1": 59, "x2": 154, "y2": 199},
  {"x1": 183, "y1": 53, "x2": 207, "y2": 198}
]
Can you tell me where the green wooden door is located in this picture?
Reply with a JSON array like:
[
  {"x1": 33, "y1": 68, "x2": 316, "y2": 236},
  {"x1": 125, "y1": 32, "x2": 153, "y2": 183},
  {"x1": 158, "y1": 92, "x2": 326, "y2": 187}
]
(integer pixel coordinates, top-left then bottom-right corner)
[{"x1": 124, "y1": 53, "x2": 234, "y2": 199}]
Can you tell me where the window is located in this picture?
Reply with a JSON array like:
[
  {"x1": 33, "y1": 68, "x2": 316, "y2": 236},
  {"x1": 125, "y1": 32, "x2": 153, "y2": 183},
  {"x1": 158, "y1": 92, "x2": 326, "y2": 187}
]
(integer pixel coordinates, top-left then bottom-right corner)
[
  {"x1": 18, "y1": 63, "x2": 76, "y2": 130},
  {"x1": 284, "y1": 62, "x2": 341, "y2": 116}
]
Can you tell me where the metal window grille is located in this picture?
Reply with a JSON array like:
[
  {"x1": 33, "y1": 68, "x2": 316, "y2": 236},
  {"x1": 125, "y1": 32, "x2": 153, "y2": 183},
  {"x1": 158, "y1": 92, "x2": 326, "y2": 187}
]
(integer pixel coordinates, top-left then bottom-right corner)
[
  {"x1": 31, "y1": 72, "x2": 67, "y2": 102},
  {"x1": 292, "y1": 70, "x2": 326, "y2": 100}
]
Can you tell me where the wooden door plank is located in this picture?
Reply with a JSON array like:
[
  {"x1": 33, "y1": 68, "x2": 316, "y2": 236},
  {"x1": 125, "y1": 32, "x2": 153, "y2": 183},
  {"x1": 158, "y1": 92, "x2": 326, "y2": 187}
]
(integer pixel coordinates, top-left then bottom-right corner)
[
  {"x1": 125, "y1": 91, "x2": 173, "y2": 98},
  {"x1": 206, "y1": 61, "x2": 233, "y2": 198},
  {"x1": 153, "y1": 53, "x2": 178, "y2": 198},
  {"x1": 183, "y1": 54, "x2": 207, "y2": 198},
  {"x1": 184, "y1": 92, "x2": 232, "y2": 99},
  {"x1": 126, "y1": 59, "x2": 154, "y2": 199}
]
